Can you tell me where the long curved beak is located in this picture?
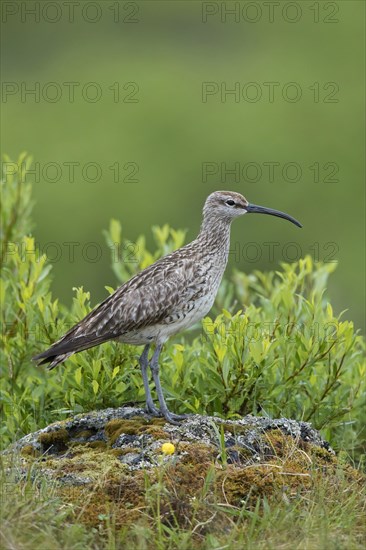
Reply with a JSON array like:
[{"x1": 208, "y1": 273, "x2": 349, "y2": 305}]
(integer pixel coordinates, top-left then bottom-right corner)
[{"x1": 246, "y1": 203, "x2": 302, "y2": 228}]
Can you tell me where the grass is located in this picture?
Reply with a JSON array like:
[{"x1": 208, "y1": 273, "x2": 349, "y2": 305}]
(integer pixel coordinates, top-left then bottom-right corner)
[{"x1": 1, "y1": 437, "x2": 365, "y2": 550}]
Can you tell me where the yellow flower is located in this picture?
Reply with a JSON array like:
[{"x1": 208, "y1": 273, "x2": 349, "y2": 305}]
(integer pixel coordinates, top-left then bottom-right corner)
[{"x1": 161, "y1": 442, "x2": 175, "y2": 455}]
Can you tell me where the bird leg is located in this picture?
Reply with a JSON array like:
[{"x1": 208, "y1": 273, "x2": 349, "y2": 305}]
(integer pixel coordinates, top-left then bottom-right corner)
[
  {"x1": 139, "y1": 344, "x2": 160, "y2": 416},
  {"x1": 149, "y1": 344, "x2": 189, "y2": 424}
]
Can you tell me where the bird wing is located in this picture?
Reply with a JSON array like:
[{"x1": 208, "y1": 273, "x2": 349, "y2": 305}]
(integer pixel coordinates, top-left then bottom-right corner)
[{"x1": 33, "y1": 248, "x2": 203, "y2": 361}]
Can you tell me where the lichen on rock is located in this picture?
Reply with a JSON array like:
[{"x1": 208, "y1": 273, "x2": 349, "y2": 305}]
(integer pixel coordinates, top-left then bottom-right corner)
[{"x1": 4, "y1": 406, "x2": 363, "y2": 529}]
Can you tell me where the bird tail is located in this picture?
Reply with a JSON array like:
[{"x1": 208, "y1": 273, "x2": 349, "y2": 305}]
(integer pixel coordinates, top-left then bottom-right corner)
[
  {"x1": 32, "y1": 290, "x2": 120, "y2": 369},
  {"x1": 32, "y1": 326, "x2": 82, "y2": 369},
  {"x1": 33, "y1": 350, "x2": 74, "y2": 370},
  {"x1": 32, "y1": 331, "x2": 114, "y2": 370}
]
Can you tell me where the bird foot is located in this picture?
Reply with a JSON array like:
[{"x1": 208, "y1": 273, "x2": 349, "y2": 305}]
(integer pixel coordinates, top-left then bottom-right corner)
[
  {"x1": 145, "y1": 403, "x2": 190, "y2": 425},
  {"x1": 159, "y1": 410, "x2": 191, "y2": 425},
  {"x1": 167, "y1": 412, "x2": 190, "y2": 421},
  {"x1": 145, "y1": 403, "x2": 161, "y2": 417}
]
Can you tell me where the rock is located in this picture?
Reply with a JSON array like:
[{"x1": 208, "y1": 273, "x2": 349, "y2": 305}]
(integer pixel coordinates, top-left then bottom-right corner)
[
  {"x1": 6, "y1": 406, "x2": 358, "y2": 529},
  {"x1": 7, "y1": 406, "x2": 332, "y2": 469}
]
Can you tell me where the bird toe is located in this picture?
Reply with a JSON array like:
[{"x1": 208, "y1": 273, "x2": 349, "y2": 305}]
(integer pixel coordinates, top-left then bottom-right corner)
[
  {"x1": 168, "y1": 412, "x2": 190, "y2": 421},
  {"x1": 145, "y1": 403, "x2": 161, "y2": 417},
  {"x1": 160, "y1": 410, "x2": 190, "y2": 425}
]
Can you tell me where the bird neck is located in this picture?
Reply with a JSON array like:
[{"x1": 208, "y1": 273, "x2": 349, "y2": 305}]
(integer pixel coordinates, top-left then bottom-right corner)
[{"x1": 197, "y1": 215, "x2": 232, "y2": 255}]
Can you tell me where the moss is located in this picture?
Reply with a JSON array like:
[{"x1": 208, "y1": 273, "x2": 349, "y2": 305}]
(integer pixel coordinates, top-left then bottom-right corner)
[
  {"x1": 50, "y1": 440, "x2": 219, "y2": 530},
  {"x1": 178, "y1": 442, "x2": 217, "y2": 465},
  {"x1": 105, "y1": 416, "x2": 168, "y2": 445},
  {"x1": 226, "y1": 444, "x2": 252, "y2": 463},
  {"x1": 57, "y1": 469, "x2": 148, "y2": 529},
  {"x1": 104, "y1": 472, "x2": 146, "y2": 503},
  {"x1": 85, "y1": 441, "x2": 107, "y2": 450},
  {"x1": 222, "y1": 422, "x2": 252, "y2": 436},
  {"x1": 38, "y1": 428, "x2": 69, "y2": 453},
  {"x1": 39, "y1": 445, "x2": 128, "y2": 481},
  {"x1": 312, "y1": 445, "x2": 336, "y2": 463},
  {"x1": 17, "y1": 426, "x2": 365, "y2": 533},
  {"x1": 20, "y1": 444, "x2": 39, "y2": 458},
  {"x1": 216, "y1": 464, "x2": 288, "y2": 506},
  {"x1": 16, "y1": 416, "x2": 363, "y2": 533},
  {"x1": 214, "y1": 432, "x2": 318, "y2": 506},
  {"x1": 56, "y1": 461, "x2": 86, "y2": 474},
  {"x1": 110, "y1": 447, "x2": 140, "y2": 457},
  {"x1": 60, "y1": 484, "x2": 144, "y2": 528},
  {"x1": 264, "y1": 430, "x2": 297, "y2": 458},
  {"x1": 105, "y1": 418, "x2": 140, "y2": 443},
  {"x1": 142, "y1": 426, "x2": 168, "y2": 439},
  {"x1": 73, "y1": 429, "x2": 93, "y2": 439},
  {"x1": 163, "y1": 442, "x2": 217, "y2": 501}
]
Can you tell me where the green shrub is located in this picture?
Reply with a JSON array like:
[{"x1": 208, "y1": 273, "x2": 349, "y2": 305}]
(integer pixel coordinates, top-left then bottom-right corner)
[
  {"x1": 1, "y1": 155, "x2": 365, "y2": 457},
  {"x1": 169, "y1": 260, "x2": 366, "y2": 456}
]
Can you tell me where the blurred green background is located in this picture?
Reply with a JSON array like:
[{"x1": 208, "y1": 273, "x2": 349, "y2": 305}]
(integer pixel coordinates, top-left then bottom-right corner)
[{"x1": 2, "y1": 1, "x2": 365, "y2": 331}]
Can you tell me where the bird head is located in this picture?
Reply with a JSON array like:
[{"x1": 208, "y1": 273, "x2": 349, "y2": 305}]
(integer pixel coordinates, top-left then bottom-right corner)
[{"x1": 204, "y1": 191, "x2": 302, "y2": 228}]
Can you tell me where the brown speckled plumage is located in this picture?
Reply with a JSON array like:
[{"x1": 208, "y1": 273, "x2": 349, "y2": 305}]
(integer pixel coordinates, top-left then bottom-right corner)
[{"x1": 33, "y1": 191, "x2": 301, "y2": 423}]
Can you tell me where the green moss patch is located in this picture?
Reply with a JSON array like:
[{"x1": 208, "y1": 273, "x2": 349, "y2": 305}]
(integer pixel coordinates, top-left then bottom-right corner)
[
  {"x1": 105, "y1": 416, "x2": 168, "y2": 445},
  {"x1": 38, "y1": 428, "x2": 70, "y2": 453},
  {"x1": 20, "y1": 444, "x2": 40, "y2": 458}
]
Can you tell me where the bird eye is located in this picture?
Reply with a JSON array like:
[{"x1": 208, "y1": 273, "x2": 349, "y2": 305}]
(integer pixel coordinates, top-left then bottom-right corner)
[{"x1": 225, "y1": 199, "x2": 236, "y2": 206}]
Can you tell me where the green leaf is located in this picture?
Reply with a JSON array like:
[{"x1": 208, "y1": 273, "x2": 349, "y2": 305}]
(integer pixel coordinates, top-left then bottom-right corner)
[
  {"x1": 112, "y1": 366, "x2": 120, "y2": 379},
  {"x1": 75, "y1": 367, "x2": 82, "y2": 386},
  {"x1": 110, "y1": 218, "x2": 121, "y2": 244}
]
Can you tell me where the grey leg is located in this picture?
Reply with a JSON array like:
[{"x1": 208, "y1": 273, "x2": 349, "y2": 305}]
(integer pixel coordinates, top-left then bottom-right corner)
[
  {"x1": 149, "y1": 344, "x2": 189, "y2": 424},
  {"x1": 139, "y1": 344, "x2": 160, "y2": 416}
]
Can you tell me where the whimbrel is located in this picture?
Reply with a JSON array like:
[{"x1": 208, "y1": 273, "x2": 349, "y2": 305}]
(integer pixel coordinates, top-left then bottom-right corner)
[{"x1": 33, "y1": 191, "x2": 301, "y2": 423}]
